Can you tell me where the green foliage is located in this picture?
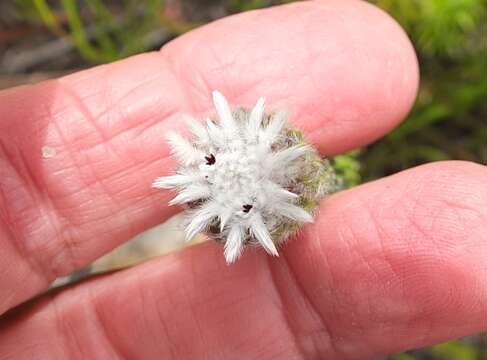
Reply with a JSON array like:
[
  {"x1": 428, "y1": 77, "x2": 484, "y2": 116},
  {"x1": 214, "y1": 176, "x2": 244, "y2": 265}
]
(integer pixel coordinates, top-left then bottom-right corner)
[
  {"x1": 332, "y1": 150, "x2": 362, "y2": 190},
  {"x1": 387, "y1": 340, "x2": 484, "y2": 359},
  {"x1": 430, "y1": 341, "x2": 478, "y2": 360},
  {"x1": 375, "y1": 0, "x2": 485, "y2": 56},
  {"x1": 363, "y1": 0, "x2": 487, "y2": 181},
  {"x1": 229, "y1": 0, "x2": 292, "y2": 12},
  {"x1": 15, "y1": 0, "x2": 170, "y2": 63},
  {"x1": 32, "y1": 0, "x2": 63, "y2": 34}
]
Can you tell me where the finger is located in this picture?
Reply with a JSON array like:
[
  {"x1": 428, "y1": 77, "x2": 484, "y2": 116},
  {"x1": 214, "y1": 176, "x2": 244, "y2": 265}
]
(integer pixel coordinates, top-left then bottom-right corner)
[
  {"x1": 0, "y1": 0, "x2": 418, "y2": 313},
  {"x1": 285, "y1": 160, "x2": 487, "y2": 357},
  {"x1": 2, "y1": 161, "x2": 487, "y2": 360}
]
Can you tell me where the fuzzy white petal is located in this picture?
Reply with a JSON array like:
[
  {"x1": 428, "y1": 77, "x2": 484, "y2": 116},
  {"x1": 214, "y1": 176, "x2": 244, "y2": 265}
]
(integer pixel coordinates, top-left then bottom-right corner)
[
  {"x1": 247, "y1": 97, "x2": 265, "y2": 139},
  {"x1": 212, "y1": 90, "x2": 237, "y2": 134},
  {"x1": 185, "y1": 203, "x2": 218, "y2": 241},
  {"x1": 268, "y1": 145, "x2": 311, "y2": 170},
  {"x1": 152, "y1": 175, "x2": 194, "y2": 189},
  {"x1": 263, "y1": 181, "x2": 299, "y2": 201},
  {"x1": 250, "y1": 213, "x2": 279, "y2": 257},
  {"x1": 224, "y1": 225, "x2": 244, "y2": 263},
  {"x1": 219, "y1": 208, "x2": 233, "y2": 232},
  {"x1": 206, "y1": 118, "x2": 225, "y2": 147},
  {"x1": 166, "y1": 131, "x2": 205, "y2": 166},
  {"x1": 169, "y1": 184, "x2": 211, "y2": 205},
  {"x1": 184, "y1": 116, "x2": 209, "y2": 144},
  {"x1": 277, "y1": 203, "x2": 313, "y2": 223},
  {"x1": 259, "y1": 111, "x2": 286, "y2": 146}
]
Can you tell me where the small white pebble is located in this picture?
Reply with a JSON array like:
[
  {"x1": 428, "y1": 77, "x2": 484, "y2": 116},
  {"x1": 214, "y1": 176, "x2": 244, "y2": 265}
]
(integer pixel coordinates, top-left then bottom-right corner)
[{"x1": 42, "y1": 146, "x2": 57, "y2": 159}]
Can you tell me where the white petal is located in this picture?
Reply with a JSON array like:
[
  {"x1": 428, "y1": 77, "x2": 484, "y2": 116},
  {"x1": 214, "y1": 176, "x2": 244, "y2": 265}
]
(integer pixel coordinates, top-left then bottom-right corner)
[
  {"x1": 268, "y1": 145, "x2": 311, "y2": 170},
  {"x1": 263, "y1": 181, "x2": 299, "y2": 201},
  {"x1": 247, "y1": 97, "x2": 265, "y2": 139},
  {"x1": 183, "y1": 115, "x2": 209, "y2": 144},
  {"x1": 166, "y1": 131, "x2": 205, "y2": 165},
  {"x1": 224, "y1": 225, "x2": 245, "y2": 263},
  {"x1": 249, "y1": 213, "x2": 279, "y2": 257},
  {"x1": 169, "y1": 184, "x2": 210, "y2": 205},
  {"x1": 219, "y1": 208, "x2": 233, "y2": 232},
  {"x1": 206, "y1": 118, "x2": 225, "y2": 147},
  {"x1": 259, "y1": 111, "x2": 286, "y2": 146},
  {"x1": 277, "y1": 203, "x2": 313, "y2": 223},
  {"x1": 212, "y1": 90, "x2": 237, "y2": 134},
  {"x1": 152, "y1": 175, "x2": 194, "y2": 189},
  {"x1": 185, "y1": 203, "x2": 218, "y2": 241}
]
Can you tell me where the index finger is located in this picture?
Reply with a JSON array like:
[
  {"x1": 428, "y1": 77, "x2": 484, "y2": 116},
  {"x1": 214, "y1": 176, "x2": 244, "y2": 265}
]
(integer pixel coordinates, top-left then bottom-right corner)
[{"x1": 0, "y1": 0, "x2": 418, "y2": 313}]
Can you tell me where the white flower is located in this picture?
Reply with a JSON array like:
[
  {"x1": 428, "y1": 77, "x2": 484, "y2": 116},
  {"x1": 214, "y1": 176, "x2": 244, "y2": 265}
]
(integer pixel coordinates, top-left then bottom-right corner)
[{"x1": 153, "y1": 91, "x2": 334, "y2": 263}]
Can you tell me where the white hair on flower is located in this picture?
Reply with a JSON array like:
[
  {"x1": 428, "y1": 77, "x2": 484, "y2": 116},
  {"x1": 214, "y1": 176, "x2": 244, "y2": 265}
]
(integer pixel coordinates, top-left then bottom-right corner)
[{"x1": 153, "y1": 91, "x2": 334, "y2": 263}]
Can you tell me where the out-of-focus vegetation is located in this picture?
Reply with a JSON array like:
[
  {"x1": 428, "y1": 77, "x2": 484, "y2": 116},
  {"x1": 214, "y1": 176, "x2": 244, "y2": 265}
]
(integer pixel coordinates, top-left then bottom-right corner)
[
  {"x1": 366, "y1": 0, "x2": 487, "y2": 181},
  {"x1": 5, "y1": 0, "x2": 487, "y2": 358},
  {"x1": 14, "y1": 0, "x2": 191, "y2": 62}
]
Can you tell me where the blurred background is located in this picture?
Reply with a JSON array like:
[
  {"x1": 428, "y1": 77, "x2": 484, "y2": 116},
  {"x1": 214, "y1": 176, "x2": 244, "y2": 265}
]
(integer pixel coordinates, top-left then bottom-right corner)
[{"x1": 1, "y1": 0, "x2": 486, "y2": 358}]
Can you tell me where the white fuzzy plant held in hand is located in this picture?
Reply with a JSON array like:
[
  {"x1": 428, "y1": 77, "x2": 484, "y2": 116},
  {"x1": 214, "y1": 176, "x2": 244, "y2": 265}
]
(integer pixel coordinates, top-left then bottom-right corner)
[{"x1": 153, "y1": 91, "x2": 335, "y2": 263}]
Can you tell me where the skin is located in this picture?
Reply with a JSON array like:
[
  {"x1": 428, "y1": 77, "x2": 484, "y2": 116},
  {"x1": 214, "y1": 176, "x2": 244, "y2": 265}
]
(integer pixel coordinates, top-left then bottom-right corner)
[{"x1": 1, "y1": 0, "x2": 486, "y2": 358}]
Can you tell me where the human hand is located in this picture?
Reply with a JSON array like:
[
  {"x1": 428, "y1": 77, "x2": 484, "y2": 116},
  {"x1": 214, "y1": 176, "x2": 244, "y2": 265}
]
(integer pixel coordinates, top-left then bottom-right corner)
[{"x1": 2, "y1": 1, "x2": 486, "y2": 359}]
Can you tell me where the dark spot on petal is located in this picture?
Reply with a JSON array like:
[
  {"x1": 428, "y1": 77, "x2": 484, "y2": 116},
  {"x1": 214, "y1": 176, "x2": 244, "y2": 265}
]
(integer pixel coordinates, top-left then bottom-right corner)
[
  {"x1": 205, "y1": 154, "x2": 216, "y2": 165},
  {"x1": 242, "y1": 204, "x2": 253, "y2": 213}
]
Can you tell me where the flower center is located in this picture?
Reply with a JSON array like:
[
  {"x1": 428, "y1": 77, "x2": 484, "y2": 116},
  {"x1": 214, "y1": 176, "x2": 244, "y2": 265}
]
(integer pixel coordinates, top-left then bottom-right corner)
[{"x1": 208, "y1": 147, "x2": 262, "y2": 211}]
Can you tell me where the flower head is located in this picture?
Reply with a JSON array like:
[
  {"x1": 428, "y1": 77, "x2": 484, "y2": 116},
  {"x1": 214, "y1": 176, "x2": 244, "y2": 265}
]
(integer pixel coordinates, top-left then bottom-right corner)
[{"x1": 153, "y1": 91, "x2": 334, "y2": 263}]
